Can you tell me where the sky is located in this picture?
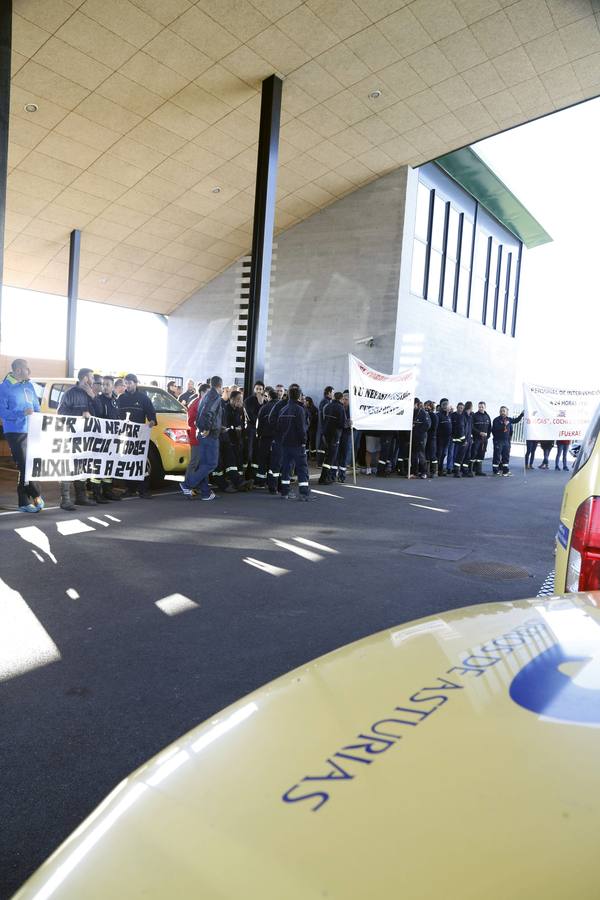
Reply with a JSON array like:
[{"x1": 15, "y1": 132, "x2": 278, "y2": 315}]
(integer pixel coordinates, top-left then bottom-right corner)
[
  {"x1": 1, "y1": 95, "x2": 598, "y2": 388},
  {"x1": 473, "y1": 95, "x2": 600, "y2": 396}
]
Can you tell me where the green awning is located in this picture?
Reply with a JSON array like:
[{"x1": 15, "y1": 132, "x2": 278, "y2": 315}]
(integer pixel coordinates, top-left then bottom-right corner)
[{"x1": 435, "y1": 147, "x2": 552, "y2": 249}]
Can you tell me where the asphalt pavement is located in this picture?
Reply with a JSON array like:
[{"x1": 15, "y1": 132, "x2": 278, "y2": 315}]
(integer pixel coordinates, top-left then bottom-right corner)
[{"x1": 0, "y1": 460, "x2": 566, "y2": 898}]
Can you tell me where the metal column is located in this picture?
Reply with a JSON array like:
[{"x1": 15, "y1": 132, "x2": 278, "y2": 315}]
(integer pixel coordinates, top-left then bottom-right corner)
[
  {"x1": 66, "y1": 229, "x2": 81, "y2": 377},
  {"x1": 243, "y1": 74, "x2": 282, "y2": 398},
  {"x1": 0, "y1": 0, "x2": 12, "y2": 345}
]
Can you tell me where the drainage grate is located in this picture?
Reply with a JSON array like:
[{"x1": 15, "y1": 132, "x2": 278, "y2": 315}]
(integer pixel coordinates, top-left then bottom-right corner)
[{"x1": 458, "y1": 561, "x2": 531, "y2": 580}]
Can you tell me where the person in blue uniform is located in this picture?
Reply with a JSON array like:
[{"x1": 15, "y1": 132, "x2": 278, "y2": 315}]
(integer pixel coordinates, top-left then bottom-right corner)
[
  {"x1": 424, "y1": 400, "x2": 438, "y2": 477},
  {"x1": 0, "y1": 358, "x2": 45, "y2": 513},
  {"x1": 471, "y1": 401, "x2": 492, "y2": 476},
  {"x1": 436, "y1": 398, "x2": 452, "y2": 476},
  {"x1": 462, "y1": 401, "x2": 474, "y2": 477},
  {"x1": 450, "y1": 402, "x2": 467, "y2": 478},
  {"x1": 57, "y1": 367, "x2": 97, "y2": 509},
  {"x1": 411, "y1": 398, "x2": 431, "y2": 478},
  {"x1": 319, "y1": 391, "x2": 345, "y2": 484},
  {"x1": 276, "y1": 384, "x2": 310, "y2": 501},
  {"x1": 491, "y1": 406, "x2": 524, "y2": 476},
  {"x1": 255, "y1": 387, "x2": 278, "y2": 491}
]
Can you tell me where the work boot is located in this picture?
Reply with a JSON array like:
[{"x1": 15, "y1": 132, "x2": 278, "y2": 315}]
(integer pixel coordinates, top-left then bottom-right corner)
[
  {"x1": 74, "y1": 481, "x2": 95, "y2": 506},
  {"x1": 464, "y1": 462, "x2": 474, "y2": 478},
  {"x1": 92, "y1": 484, "x2": 110, "y2": 504},
  {"x1": 475, "y1": 461, "x2": 487, "y2": 476},
  {"x1": 102, "y1": 484, "x2": 122, "y2": 500},
  {"x1": 318, "y1": 468, "x2": 330, "y2": 485},
  {"x1": 60, "y1": 482, "x2": 76, "y2": 511},
  {"x1": 430, "y1": 460, "x2": 438, "y2": 477},
  {"x1": 453, "y1": 467, "x2": 462, "y2": 478}
]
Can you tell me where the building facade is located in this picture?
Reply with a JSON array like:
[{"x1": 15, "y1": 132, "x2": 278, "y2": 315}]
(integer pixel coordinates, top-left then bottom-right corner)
[{"x1": 167, "y1": 150, "x2": 549, "y2": 412}]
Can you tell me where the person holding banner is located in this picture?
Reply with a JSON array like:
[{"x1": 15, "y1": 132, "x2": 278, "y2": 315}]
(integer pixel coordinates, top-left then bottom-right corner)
[
  {"x1": 90, "y1": 375, "x2": 123, "y2": 503},
  {"x1": 0, "y1": 358, "x2": 45, "y2": 513},
  {"x1": 491, "y1": 406, "x2": 524, "y2": 476},
  {"x1": 118, "y1": 374, "x2": 157, "y2": 499},
  {"x1": 57, "y1": 368, "x2": 97, "y2": 510},
  {"x1": 555, "y1": 440, "x2": 570, "y2": 471}
]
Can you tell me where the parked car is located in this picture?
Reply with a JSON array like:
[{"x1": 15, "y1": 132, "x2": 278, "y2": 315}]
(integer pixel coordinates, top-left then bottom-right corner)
[
  {"x1": 32, "y1": 378, "x2": 190, "y2": 487},
  {"x1": 555, "y1": 402, "x2": 600, "y2": 592},
  {"x1": 13, "y1": 593, "x2": 600, "y2": 899}
]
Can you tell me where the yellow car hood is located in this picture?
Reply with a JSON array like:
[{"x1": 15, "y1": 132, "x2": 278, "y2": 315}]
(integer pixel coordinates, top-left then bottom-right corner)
[{"x1": 15, "y1": 594, "x2": 600, "y2": 899}]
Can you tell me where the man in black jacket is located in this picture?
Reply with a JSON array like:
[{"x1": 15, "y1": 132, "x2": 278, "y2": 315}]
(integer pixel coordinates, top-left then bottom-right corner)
[
  {"x1": 90, "y1": 375, "x2": 122, "y2": 503},
  {"x1": 462, "y1": 401, "x2": 475, "y2": 477},
  {"x1": 276, "y1": 385, "x2": 310, "y2": 500},
  {"x1": 255, "y1": 387, "x2": 278, "y2": 492},
  {"x1": 316, "y1": 385, "x2": 334, "y2": 468},
  {"x1": 243, "y1": 380, "x2": 265, "y2": 482},
  {"x1": 319, "y1": 391, "x2": 345, "y2": 484},
  {"x1": 219, "y1": 390, "x2": 252, "y2": 493},
  {"x1": 436, "y1": 398, "x2": 452, "y2": 476},
  {"x1": 180, "y1": 375, "x2": 223, "y2": 501},
  {"x1": 424, "y1": 400, "x2": 438, "y2": 477},
  {"x1": 267, "y1": 387, "x2": 296, "y2": 494},
  {"x1": 472, "y1": 401, "x2": 492, "y2": 476},
  {"x1": 450, "y1": 402, "x2": 467, "y2": 478},
  {"x1": 57, "y1": 367, "x2": 97, "y2": 510},
  {"x1": 118, "y1": 374, "x2": 157, "y2": 499},
  {"x1": 492, "y1": 407, "x2": 524, "y2": 476},
  {"x1": 411, "y1": 398, "x2": 431, "y2": 478}
]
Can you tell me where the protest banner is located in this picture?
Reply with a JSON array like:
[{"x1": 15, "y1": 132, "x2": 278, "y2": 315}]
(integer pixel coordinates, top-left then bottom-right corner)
[
  {"x1": 348, "y1": 354, "x2": 415, "y2": 431},
  {"x1": 25, "y1": 413, "x2": 151, "y2": 482},
  {"x1": 523, "y1": 384, "x2": 600, "y2": 442}
]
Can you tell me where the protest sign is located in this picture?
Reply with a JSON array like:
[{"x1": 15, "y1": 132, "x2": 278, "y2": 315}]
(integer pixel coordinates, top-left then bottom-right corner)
[
  {"x1": 25, "y1": 413, "x2": 151, "y2": 482},
  {"x1": 523, "y1": 384, "x2": 600, "y2": 441},
  {"x1": 349, "y1": 355, "x2": 415, "y2": 431}
]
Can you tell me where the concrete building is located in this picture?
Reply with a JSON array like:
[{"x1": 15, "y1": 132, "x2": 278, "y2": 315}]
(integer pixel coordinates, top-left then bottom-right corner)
[{"x1": 167, "y1": 148, "x2": 550, "y2": 410}]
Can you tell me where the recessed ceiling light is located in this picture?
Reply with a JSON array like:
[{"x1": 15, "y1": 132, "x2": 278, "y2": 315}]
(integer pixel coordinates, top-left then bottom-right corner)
[
  {"x1": 368, "y1": 89, "x2": 382, "y2": 100},
  {"x1": 24, "y1": 103, "x2": 38, "y2": 113},
  {"x1": 211, "y1": 186, "x2": 221, "y2": 193}
]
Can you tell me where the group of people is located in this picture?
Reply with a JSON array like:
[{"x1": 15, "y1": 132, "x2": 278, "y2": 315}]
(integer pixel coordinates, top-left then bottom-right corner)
[
  {"x1": 0, "y1": 360, "x2": 158, "y2": 512},
  {"x1": 1, "y1": 357, "x2": 566, "y2": 513}
]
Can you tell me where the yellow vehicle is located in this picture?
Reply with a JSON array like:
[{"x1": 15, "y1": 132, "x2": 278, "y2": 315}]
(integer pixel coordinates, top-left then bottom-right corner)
[
  {"x1": 33, "y1": 378, "x2": 190, "y2": 486},
  {"x1": 555, "y1": 404, "x2": 600, "y2": 593},
  {"x1": 13, "y1": 594, "x2": 600, "y2": 900}
]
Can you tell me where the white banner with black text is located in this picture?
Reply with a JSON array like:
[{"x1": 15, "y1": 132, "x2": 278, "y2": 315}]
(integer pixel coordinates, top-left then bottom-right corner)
[
  {"x1": 349, "y1": 355, "x2": 415, "y2": 431},
  {"x1": 523, "y1": 383, "x2": 600, "y2": 441},
  {"x1": 25, "y1": 413, "x2": 151, "y2": 481}
]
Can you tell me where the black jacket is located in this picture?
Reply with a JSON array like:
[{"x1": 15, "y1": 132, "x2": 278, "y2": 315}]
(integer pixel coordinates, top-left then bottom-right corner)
[
  {"x1": 244, "y1": 395, "x2": 263, "y2": 432},
  {"x1": 472, "y1": 411, "x2": 492, "y2": 439},
  {"x1": 178, "y1": 389, "x2": 197, "y2": 407},
  {"x1": 412, "y1": 407, "x2": 431, "y2": 438},
  {"x1": 492, "y1": 411, "x2": 523, "y2": 441},
  {"x1": 268, "y1": 398, "x2": 287, "y2": 434},
  {"x1": 275, "y1": 400, "x2": 307, "y2": 447},
  {"x1": 437, "y1": 408, "x2": 452, "y2": 438},
  {"x1": 451, "y1": 411, "x2": 467, "y2": 441},
  {"x1": 464, "y1": 412, "x2": 473, "y2": 442},
  {"x1": 322, "y1": 399, "x2": 345, "y2": 438},
  {"x1": 117, "y1": 389, "x2": 156, "y2": 425},
  {"x1": 196, "y1": 387, "x2": 223, "y2": 438},
  {"x1": 257, "y1": 399, "x2": 277, "y2": 439},
  {"x1": 93, "y1": 393, "x2": 121, "y2": 420},
  {"x1": 222, "y1": 402, "x2": 243, "y2": 445},
  {"x1": 58, "y1": 385, "x2": 95, "y2": 417}
]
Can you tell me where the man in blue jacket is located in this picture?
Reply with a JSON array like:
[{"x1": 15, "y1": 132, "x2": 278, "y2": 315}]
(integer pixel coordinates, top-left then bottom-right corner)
[
  {"x1": 0, "y1": 358, "x2": 45, "y2": 513},
  {"x1": 180, "y1": 375, "x2": 223, "y2": 501},
  {"x1": 276, "y1": 385, "x2": 310, "y2": 501}
]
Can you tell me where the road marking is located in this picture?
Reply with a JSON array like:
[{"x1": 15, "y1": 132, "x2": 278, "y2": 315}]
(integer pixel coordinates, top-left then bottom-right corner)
[
  {"x1": 311, "y1": 489, "x2": 344, "y2": 499},
  {"x1": 15, "y1": 526, "x2": 57, "y2": 564},
  {"x1": 66, "y1": 588, "x2": 80, "y2": 600},
  {"x1": 88, "y1": 516, "x2": 109, "y2": 527},
  {"x1": 243, "y1": 557, "x2": 289, "y2": 576},
  {"x1": 31, "y1": 550, "x2": 44, "y2": 563},
  {"x1": 294, "y1": 537, "x2": 339, "y2": 554},
  {"x1": 271, "y1": 538, "x2": 323, "y2": 562},
  {"x1": 56, "y1": 519, "x2": 95, "y2": 535},
  {"x1": 341, "y1": 484, "x2": 431, "y2": 501},
  {"x1": 0, "y1": 576, "x2": 61, "y2": 683},
  {"x1": 410, "y1": 503, "x2": 449, "y2": 513},
  {"x1": 104, "y1": 514, "x2": 120, "y2": 522},
  {"x1": 155, "y1": 593, "x2": 199, "y2": 616}
]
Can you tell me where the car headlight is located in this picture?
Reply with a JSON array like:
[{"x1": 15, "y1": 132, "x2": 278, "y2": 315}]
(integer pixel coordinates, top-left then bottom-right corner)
[{"x1": 164, "y1": 428, "x2": 189, "y2": 444}]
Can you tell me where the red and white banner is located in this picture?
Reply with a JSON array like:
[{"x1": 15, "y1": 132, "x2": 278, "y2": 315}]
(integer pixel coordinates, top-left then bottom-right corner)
[
  {"x1": 349, "y1": 355, "x2": 415, "y2": 431},
  {"x1": 523, "y1": 383, "x2": 600, "y2": 441}
]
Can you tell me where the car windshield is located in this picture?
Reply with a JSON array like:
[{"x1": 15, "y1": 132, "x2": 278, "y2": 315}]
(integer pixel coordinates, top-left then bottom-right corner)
[{"x1": 139, "y1": 387, "x2": 185, "y2": 414}]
